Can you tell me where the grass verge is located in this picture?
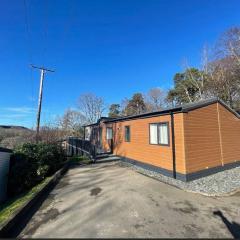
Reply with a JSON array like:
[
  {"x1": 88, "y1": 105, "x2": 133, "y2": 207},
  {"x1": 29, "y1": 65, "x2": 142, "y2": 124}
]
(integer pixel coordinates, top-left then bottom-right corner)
[
  {"x1": 70, "y1": 155, "x2": 92, "y2": 164},
  {"x1": 0, "y1": 177, "x2": 51, "y2": 226}
]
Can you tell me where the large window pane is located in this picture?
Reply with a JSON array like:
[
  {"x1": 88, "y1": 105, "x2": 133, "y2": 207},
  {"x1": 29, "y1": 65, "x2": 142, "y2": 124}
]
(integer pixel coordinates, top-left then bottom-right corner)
[
  {"x1": 150, "y1": 124, "x2": 158, "y2": 144},
  {"x1": 158, "y1": 123, "x2": 169, "y2": 145}
]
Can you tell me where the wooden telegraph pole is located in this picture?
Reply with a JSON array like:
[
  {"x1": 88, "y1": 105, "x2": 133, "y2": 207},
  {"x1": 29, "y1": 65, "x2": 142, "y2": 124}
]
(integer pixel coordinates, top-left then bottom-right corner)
[{"x1": 31, "y1": 65, "x2": 54, "y2": 143}]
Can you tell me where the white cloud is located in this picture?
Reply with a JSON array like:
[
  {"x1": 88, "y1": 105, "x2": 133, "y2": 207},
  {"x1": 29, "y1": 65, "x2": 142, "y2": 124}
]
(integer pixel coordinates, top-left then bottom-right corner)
[
  {"x1": 0, "y1": 106, "x2": 36, "y2": 125},
  {"x1": 3, "y1": 107, "x2": 36, "y2": 114},
  {"x1": 0, "y1": 114, "x2": 28, "y2": 119},
  {"x1": 0, "y1": 106, "x2": 51, "y2": 128}
]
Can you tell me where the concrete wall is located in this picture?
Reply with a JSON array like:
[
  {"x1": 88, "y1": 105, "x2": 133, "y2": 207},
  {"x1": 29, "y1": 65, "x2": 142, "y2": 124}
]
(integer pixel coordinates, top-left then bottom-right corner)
[{"x1": 0, "y1": 150, "x2": 11, "y2": 202}]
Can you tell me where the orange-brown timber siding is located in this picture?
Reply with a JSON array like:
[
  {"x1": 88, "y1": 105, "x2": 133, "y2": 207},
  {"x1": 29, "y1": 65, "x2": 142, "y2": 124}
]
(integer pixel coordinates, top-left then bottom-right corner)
[
  {"x1": 100, "y1": 101, "x2": 240, "y2": 177},
  {"x1": 183, "y1": 102, "x2": 240, "y2": 174},
  {"x1": 102, "y1": 114, "x2": 186, "y2": 174}
]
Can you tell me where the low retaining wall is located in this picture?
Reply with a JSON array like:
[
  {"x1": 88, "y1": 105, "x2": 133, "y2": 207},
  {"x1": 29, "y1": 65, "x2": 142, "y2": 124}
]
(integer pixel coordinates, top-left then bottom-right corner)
[{"x1": 0, "y1": 160, "x2": 70, "y2": 238}]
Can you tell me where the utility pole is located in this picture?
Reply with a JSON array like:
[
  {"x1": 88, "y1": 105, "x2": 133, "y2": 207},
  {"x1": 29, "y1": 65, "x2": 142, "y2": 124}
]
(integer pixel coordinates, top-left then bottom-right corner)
[{"x1": 31, "y1": 65, "x2": 54, "y2": 143}]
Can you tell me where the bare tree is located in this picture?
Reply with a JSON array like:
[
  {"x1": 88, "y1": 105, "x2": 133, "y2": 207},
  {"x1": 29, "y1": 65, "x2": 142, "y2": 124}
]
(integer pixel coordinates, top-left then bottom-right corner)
[
  {"x1": 206, "y1": 57, "x2": 240, "y2": 108},
  {"x1": 77, "y1": 93, "x2": 105, "y2": 123},
  {"x1": 120, "y1": 98, "x2": 129, "y2": 116},
  {"x1": 58, "y1": 108, "x2": 86, "y2": 136},
  {"x1": 166, "y1": 27, "x2": 240, "y2": 110},
  {"x1": 215, "y1": 27, "x2": 240, "y2": 65},
  {"x1": 38, "y1": 126, "x2": 64, "y2": 143},
  {"x1": 145, "y1": 88, "x2": 166, "y2": 111},
  {"x1": 206, "y1": 27, "x2": 240, "y2": 108},
  {"x1": 181, "y1": 57, "x2": 208, "y2": 102}
]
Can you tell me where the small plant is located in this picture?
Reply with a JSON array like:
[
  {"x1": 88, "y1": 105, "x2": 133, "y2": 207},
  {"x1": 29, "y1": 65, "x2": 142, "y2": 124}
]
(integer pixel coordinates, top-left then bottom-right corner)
[{"x1": 70, "y1": 155, "x2": 91, "y2": 164}]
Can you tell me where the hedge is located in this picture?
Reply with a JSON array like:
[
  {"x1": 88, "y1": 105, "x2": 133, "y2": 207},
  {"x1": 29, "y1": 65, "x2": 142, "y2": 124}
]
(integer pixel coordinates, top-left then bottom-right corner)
[{"x1": 7, "y1": 143, "x2": 66, "y2": 197}]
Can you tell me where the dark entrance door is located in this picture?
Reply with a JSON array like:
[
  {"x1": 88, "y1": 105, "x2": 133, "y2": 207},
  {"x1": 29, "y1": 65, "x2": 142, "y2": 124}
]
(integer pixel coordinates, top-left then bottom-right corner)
[
  {"x1": 97, "y1": 127, "x2": 104, "y2": 154},
  {"x1": 99, "y1": 127, "x2": 102, "y2": 146}
]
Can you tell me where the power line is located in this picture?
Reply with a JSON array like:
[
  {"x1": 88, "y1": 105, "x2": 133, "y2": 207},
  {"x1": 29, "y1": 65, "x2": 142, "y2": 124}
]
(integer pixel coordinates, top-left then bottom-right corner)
[
  {"x1": 23, "y1": 0, "x2": 33, "y2": 63},
  {"x1": 23, "y1": 0, "x2": 36, "y2": 128},
  {"x1": 42, "y1": 0, "x2": 49, "y2": 65}
]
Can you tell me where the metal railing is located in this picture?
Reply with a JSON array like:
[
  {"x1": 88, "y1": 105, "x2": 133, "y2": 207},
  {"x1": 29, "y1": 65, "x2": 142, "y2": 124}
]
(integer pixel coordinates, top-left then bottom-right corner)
[
  {"x1": 66, "y1": 137, "x2": 114, "y2": 160},
  {"x1": 66, "y1": 137, "x2": 96, "y2": 160}
]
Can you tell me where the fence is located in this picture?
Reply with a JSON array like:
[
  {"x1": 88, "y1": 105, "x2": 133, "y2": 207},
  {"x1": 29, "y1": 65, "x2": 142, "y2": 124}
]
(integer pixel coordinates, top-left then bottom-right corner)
[
  {"x1": 0, "y1": 148, "x2": 12, "y2": 202},
  {"x1": 66, "y1": 137, "x2": 97, "y2": 159}
]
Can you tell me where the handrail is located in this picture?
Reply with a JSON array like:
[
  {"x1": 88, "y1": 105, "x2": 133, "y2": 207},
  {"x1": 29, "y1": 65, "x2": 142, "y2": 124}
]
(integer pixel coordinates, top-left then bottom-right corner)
[{"x1": 66, "y1": 138, "x2": 97, "y2": 160}]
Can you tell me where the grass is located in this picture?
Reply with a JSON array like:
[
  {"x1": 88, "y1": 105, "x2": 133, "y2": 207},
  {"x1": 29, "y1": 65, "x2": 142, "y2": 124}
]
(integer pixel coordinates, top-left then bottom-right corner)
[
  {"x1": 0, "y1": 177, "x2": 51, "y2": 226},
  {"x1": 70, "y1": 155, "x2": 92, "y2": 164}
]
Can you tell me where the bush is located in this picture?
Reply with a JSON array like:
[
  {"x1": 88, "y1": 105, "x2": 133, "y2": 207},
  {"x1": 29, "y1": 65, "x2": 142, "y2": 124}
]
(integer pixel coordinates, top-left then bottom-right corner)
[
  {"x1": 36, "y1": 143, "x2": 65, "y2": 175},
  {"x1": 7, "y1": 143, "x2": 66, "y2": 197}
]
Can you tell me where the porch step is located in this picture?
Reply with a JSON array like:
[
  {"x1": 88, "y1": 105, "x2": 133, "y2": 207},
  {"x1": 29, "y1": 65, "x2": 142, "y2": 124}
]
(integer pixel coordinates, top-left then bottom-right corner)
[
  {"x1": 94, "y1": 155, "x2": 121, "y2": 163},
  {"x1": 95, "y1": 153, "x2": 113, "y2": 159}
]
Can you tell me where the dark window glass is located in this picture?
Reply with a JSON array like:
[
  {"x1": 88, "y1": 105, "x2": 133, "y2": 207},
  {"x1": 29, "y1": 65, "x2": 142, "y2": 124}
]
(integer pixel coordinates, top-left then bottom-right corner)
[{"x1": 125, "y1": 126, "x2": 130, "y2": 142}]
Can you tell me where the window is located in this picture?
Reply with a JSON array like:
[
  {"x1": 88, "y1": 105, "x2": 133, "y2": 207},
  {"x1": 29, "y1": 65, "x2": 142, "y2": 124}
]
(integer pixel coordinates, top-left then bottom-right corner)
[
  {"x1": 150, "y1": 124, "x2": 158, "y2": 144},
  {"x1": 85, "y1": 127, "x2": 91, "y2": 140},
  {"x1": 125, "y1": 126, "x2": 130, "y2": 142},
  {"x1": 99, "y1": 127, "x2": 102, "y2": 143},
  {"x1": 149, "y1": 122, "x2": 169, "y2": 146},
  {"x1": 158, "y1": 123, "x2": 169, "y2": 145},
  {"x1": 106, "y1": 127, "x2": 113, "y2": 140}
]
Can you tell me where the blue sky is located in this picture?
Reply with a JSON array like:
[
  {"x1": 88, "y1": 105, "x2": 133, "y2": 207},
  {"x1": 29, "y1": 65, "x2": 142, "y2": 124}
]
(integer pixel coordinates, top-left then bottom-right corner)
[{"x1": 0, "y1": 0, "x2": 239, "y2": 127}]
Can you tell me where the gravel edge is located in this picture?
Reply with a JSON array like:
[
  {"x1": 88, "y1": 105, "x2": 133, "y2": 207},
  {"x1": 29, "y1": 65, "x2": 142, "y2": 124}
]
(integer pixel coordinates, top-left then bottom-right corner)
[{"x1": 117, "y1": 161, "x2": 240, "y2": 197}]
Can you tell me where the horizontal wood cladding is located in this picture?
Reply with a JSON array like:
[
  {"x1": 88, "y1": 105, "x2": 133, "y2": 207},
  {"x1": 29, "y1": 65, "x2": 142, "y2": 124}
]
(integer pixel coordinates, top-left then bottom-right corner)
[
  {"x1": 110, "y1": 113, "x2": 186, "y2": 174},
  {"x1": 96, "y1": 100, "x2": 240, "y2": 179},
  {"x1": 184, "y1": 103, "x2": 222, "y2": 173},
  {"x1": 218, "y1": 103, "x2": 240, "y2": 164},
  {"x1": 173, "y1": 113, "x2": 186, "y2": 173},
  {"x1": 184, "y1": 102, "x2": 240, "y2": 174}
]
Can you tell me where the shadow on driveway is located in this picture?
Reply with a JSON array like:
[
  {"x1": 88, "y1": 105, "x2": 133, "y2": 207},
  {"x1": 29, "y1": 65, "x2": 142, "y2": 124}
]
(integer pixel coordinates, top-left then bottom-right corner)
[
  {"x1": 214, "y1": 210, "x2": 240, "y2": 238},
  {"x1": 7, "y1": 182, "x2": 57, "y2": 238}
]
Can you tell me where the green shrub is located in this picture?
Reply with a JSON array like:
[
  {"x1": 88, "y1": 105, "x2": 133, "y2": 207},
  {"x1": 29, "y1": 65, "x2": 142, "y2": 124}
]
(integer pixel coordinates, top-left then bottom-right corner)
[
  {"x1": 36, "y1": 143, "x2": 65, "y2": 175},
  {"x1": 7, "y1": 143, "x2": 66, "y2": 197}
]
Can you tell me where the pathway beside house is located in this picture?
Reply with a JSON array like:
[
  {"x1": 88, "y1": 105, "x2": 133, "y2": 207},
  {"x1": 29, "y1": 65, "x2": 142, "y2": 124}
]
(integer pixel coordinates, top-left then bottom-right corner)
[{"x1": 19, "y1": 162, "x2": 240, "y2": 238}]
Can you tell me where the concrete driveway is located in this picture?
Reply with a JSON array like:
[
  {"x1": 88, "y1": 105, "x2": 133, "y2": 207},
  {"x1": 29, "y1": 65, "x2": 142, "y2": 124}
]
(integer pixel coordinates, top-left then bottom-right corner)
[{"x1": 20, "y1": 162, "x2": 240, "y2": 238}]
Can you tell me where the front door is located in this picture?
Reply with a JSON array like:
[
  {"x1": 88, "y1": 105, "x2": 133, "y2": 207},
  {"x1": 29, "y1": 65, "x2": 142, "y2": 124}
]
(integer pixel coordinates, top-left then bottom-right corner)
[
  {"x1": 99, "y1": 127, "x2": 102, "y2": 145},
  {"x1": 97, "y1": 127, "x2": 104, "y2": 153}
]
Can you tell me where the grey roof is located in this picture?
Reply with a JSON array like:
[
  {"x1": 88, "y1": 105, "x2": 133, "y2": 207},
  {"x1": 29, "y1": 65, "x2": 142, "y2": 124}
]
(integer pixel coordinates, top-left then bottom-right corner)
[
  {"x1": 84, "y1": 116, "x2": 118, "y2": 127},
  {"x1": 103, "y1": 98, "x2": 240, "y2": 123}
]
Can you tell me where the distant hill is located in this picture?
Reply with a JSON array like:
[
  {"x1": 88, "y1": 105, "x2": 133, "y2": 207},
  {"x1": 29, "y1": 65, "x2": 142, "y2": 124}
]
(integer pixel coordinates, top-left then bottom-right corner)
[
  {"x1": 0, "y1": 125, "x2": 31, "y2": 131},
  {"x1": 0, "y1": 125, "x2": 34, "y2": 149}
]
